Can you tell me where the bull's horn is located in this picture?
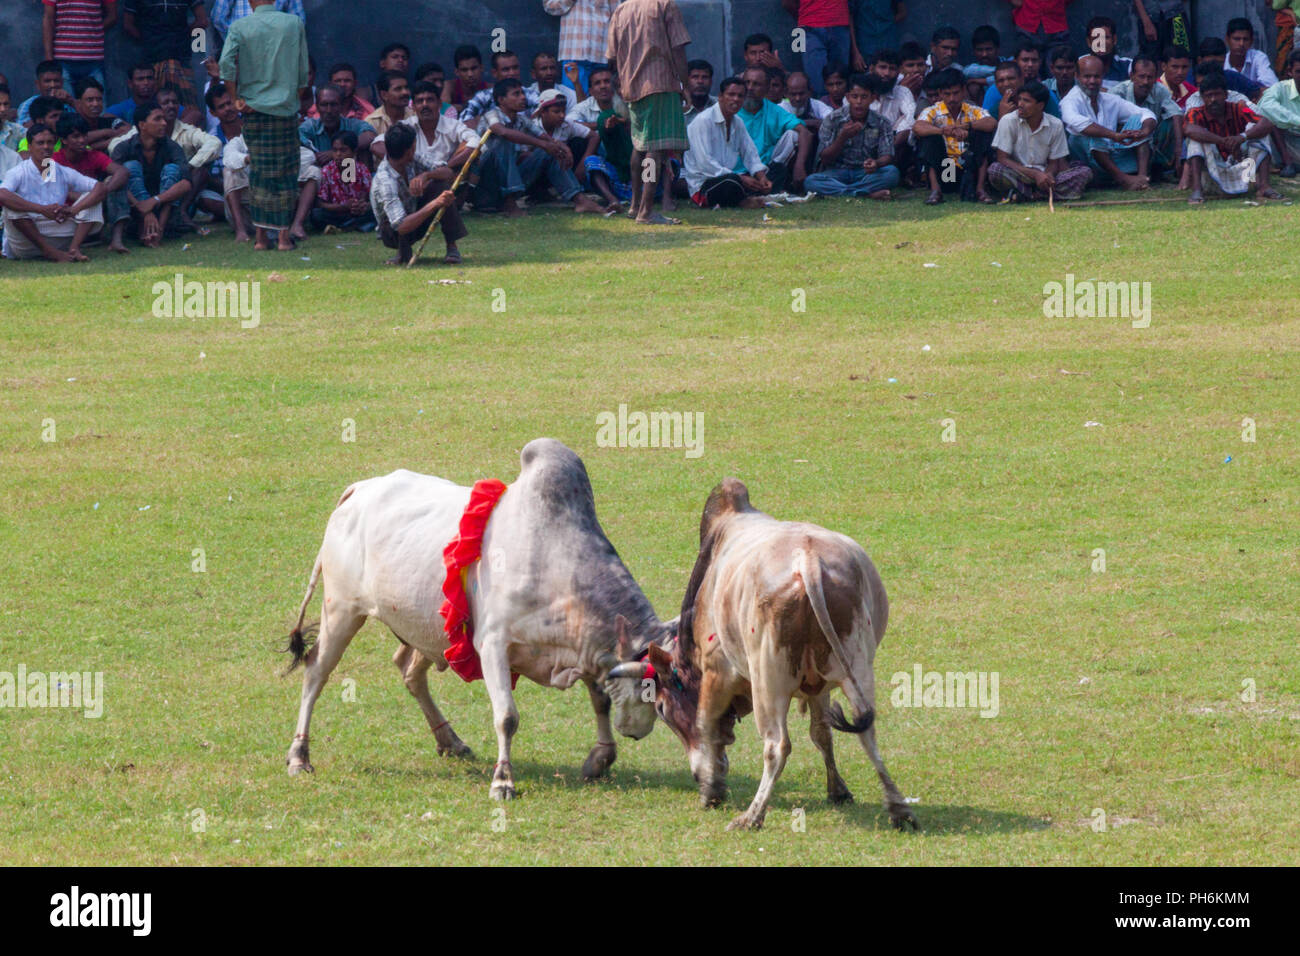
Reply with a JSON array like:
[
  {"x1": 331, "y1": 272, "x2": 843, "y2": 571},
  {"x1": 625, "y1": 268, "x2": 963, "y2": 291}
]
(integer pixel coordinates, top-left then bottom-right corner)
[{"x1": 607, "y1": 661, "x2": 649, "y2": 681}]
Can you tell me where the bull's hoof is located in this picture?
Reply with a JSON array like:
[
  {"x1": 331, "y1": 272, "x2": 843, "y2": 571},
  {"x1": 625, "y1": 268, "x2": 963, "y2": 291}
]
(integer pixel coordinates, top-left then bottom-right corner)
[
  {"x1": 828, "y1": 787, "x2": 854, "y2": 805},
  {"x1": 287, "y1": 760, "x2": 314, "y2": 776},
  {"x1": 490, "y1": 780, "x2": 517, "y2": 801},
  {"x1": 581, "y1": 742, "x2": 617, "y2": 780},
  {"x1": 437, "y1": 739, "x2": 474, "y2": 760},
  {"x1": 700, "y1": 787, "x2": 727, "y2": 809},
  {"x1": 889, "y1": 805, "x2": 920, "y2": 831},
  {"x1": 726, "y1": 812, "x2": 764, "y2": 831}
]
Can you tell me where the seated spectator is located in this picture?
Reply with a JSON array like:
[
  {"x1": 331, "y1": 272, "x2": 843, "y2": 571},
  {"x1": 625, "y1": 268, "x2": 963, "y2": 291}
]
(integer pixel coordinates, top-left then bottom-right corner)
[
  {"x1": 461, "y1": 52, "x2": 540, "y2": 122},
  {"x1": 1133, "y1": 0, "x2": 1189, "y2": 62},
  {"x1": 683, "y1": 76, "x2": 771, "y2": 207},
  {"x1": 370, "y1": 121, "x2": 466, "y2": 265},
  {"x1": 0, "y1": 86, "x2": 24, "y2": 150},
  {"x1": 221, "y1": 132, "x2": 321, "y2": 245},
  {"x1": 963, "y1": 25, "x2": 1003, "y2": 103},
  {"x1": 913, "y1": 67, "x2": 997, "y2": 203},
  {"x1": 110, "y1": 101, "x2": 192, "y2": 247},
  {"x1": 1046, "y1": 44, "x2": 1076, "y2": 100},
  {"x1": 1184, "y1": 71, "x2": 1280, "y2": 202},
  {"x1": 990, "y1": 42, "x2": 1061, "y2": 117},
  {"x1": 301, "y1": 85, "x2": 377, "y2": 164},
  {"x1": 1254, "y1": 51, "x2": 1300, "y2": 170},
  {"x1": 1225, "y1": 17, "x2": 1278, "y2": 87},
  {"x1": 52, "y1": 111, "x2": 130, "y2": 253},
  {"x1": 0, "y1": 121, "x2": 108, "y2": 261},
  {"x1": 1197, "y1": 38, "x2": 1265, "y2": 101},
  {"x1": 307, "y1": 63, "x2": 375, "y2": 120},
  {"x1": 203, "y1": 81, "x2": 250, "y2": 239},
  {"x1": 897, "y1": 43, "x2": 927, "y2": 99},
  {"x1": 374, "y1": 81, "x2": 478, "y2": 172},
  {"x1": 569, "y1": 65, "x2": 624, "y2": 131},
  {"x1": 736, "y1": 65, "x2": 813, "y2": 191},
  {"x1": 18, "y1": 61, "x2": 75, "y2": 126},
  {"x1": 1085, "y1": 17, "x2": 1133, "y2": 91},
  {"x1": 19, "y1": 98, "x2": 69, "y2": 154},
  {"x1": 1111, "y1": 56, "x2": 1184, "y2": 180},
  {"x1": 1062, "y1": 55, "x2": 1157, "y2": 190},
  {"x1": 782, "y1": 71, "x2": 831, "y2": 137},
  {"x1": 743, "y1": 33, "x2": 785, "y2": 72},
  {"x1": 529, "y1": 89, "x2": 610, "y2": 202},
  {"x1": 43, "y1": 0, "x2": 115, "y2": 92},
  {"x1": 682, "y1": 59, "x2": 717, "y2": 125},
  {"x1": 869, "y1": 50, "x2": 917, "y2": 183},
  {"x1": 297, "y1": 55, "x2": 317, "y2": 122},
  {"x1": 1185, "y1": 63, "x2": 1252, "y2": 109},
  {"x1": 579, "y1": 91, "x2": 635, "y2": 210},
  {"x1": 806, "y1": 73, "x2": 900, "y2": 199},
  {"x1": 1011, "y1": 41, "x2": 1048, "y2": 92},
  {"x1": 311, "y1": 130, "x2": 374, "y2": 232},
  {"x1": 1159, "y1": 45, "x2": 1196, "y2": 108},
  {"x1": 983, "y1": 62, "x2": 1030, "y2": 119},
  {"x1": 987, "y1": 80, "x2": 1092, "y2": 201},
  {"x1": 106, "y1": 62, "x2": 157, "y2": 123},
  {"x1": 527, "y1": 52, "x2": 577, "y2": 113},
  {"x1": 366, "y1": 43, "x2": 411, "y2": 107},
  {"x1": 474, "y1": 79, "x2": 604, "y2": 216},
  {"x1": 73, "y1": 78, "x2": 126, "y2": 150},
  {"x1": 767, "y1": 68, "x2": 788, "y2": 106},
  {"x1": 364, "y1": 71, "x2": 416, "y2": 136},
  {"x1": 122, "y1": 0, "x2": 206, "y2": 125},
  {"x1": 444, "y1": 45, "x2": 486, "y2": 112},
  {"x1": 819, "y1": 63, "x2": 850, "y2": 110},
  {"x1": 0, "y1": 141, "x2": 19, "y2": 181},
  {"x1": 927, "y1": 26, "x2": 963, "y2": 75}
]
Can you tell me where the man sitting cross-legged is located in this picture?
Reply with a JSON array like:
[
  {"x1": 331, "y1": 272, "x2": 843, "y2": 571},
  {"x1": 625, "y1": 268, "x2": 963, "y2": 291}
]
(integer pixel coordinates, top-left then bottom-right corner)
[
  {"x1": 474, "y1": 79, "x2": 604, "y2": 217},
  {"x1": 683, "y1": 76, "x2": 772, "y2": 208},
  {"x1": 987, "y1": 80, "x2": 1093, "y2": 202},
  {"x1": 370, "y1": 121, "x2": 467, "y2": 266},
  {"x1": 0, "y1": 122, "x2": 108, "y2": 261},
  {"x1": 736, "y1": 66, "x2": 813, "y2": 192},
  {"x1": 1110, "y1": 55, "x2": 1184, "y2": 183},
  {"x1": 805, "y1": 73, "x2": 900, "y2": 199},
  {"x1": 1184, "y1": 71, "x2": 1281, "y2": 203},
  {"x1": 109, "y1": 101, "x2": 192, "y2": 248},
  {"x1": 52, "y1": 113, "x2": 131, "y2": 253},
  {"x1": 913, "y1": 66, "x2": 997, "y2": 204},
  {"x1": 311, "y1": 130, "x2": 374, "y2": 232},
  {"x1": 1061, "y1": 55, "x2": 1158, "y2": 190}
]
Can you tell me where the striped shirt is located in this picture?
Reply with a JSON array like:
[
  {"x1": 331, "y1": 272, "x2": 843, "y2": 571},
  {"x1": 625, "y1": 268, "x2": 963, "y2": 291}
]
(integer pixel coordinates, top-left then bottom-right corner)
[
  {"x1": 45, "y1": 0, "x2": 112, "y2": 61},
  {"x1": 1185, "y1": 101, "x2": 1261, "y2": 159},
  {"x1": 605, "y1": 0, "x2": 690, "y2": 102},
  {"x1": 543, "y1": 0, "x2": 621, "y2": 64}
]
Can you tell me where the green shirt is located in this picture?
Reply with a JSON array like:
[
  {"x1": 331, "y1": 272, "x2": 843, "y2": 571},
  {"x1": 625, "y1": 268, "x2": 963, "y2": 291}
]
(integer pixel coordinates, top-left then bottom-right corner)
[
  {"x1": 218, "y1": 6, "x2": 309, "y2": 118},
  {"x1": 1256, "y1": 79, "x2": 1300, "y2": 132},
  {"x1": 597, "y1": 108, "x2": 633, "y2": 177}
]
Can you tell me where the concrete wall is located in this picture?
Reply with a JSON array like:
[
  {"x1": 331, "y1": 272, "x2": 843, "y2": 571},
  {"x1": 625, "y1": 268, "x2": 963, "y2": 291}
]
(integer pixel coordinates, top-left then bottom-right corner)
[{"x1": 0, "y1": 0, "x2": 1277, "y2": 104}]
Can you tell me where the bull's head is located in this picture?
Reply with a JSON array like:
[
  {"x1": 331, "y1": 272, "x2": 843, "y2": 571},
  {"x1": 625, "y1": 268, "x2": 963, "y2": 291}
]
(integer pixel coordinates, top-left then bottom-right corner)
[{"x1": 598, "y1": 615, "x2": 674, "y2": 741}]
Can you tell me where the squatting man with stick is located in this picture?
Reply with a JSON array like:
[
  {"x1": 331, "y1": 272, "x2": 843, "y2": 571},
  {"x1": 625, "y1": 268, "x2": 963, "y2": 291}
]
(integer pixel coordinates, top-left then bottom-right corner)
[{"x1": 370, "y1": 121, "x2": 467, "y2": 266}]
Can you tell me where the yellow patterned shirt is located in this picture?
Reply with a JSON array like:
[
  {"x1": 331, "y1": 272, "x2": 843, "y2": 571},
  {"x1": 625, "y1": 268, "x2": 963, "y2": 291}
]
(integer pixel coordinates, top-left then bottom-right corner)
[{"x1": 917, "y1": 100, "x2": 991, "y2": 162}]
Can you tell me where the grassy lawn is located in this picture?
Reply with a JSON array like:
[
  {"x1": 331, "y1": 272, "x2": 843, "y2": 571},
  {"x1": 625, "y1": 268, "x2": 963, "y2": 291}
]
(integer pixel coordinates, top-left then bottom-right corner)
[{"x1": 1, "y1": 185, "x2": 1297, "y2": 865}]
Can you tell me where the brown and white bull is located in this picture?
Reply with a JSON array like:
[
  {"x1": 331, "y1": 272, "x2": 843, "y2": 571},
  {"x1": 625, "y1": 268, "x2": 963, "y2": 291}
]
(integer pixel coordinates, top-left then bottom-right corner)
[
  {"x1": 612, "y1": 478, "x2": 917, "y2": 832},
  {"x1": 282, "y1": 438, "x2": 675, "y2": 798}
]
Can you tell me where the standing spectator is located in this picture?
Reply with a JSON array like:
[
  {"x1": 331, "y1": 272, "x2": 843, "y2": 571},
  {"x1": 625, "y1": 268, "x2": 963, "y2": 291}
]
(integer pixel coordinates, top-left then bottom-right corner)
[
  {"x1": 43, "y1": 1, "x2": 118, "y2": 94},
  {"x1": 123, "y1": 1, "x2": 209, "y2": 125},
  {"x1": 606, "y1": 0, "x2": 693, "y2": 225},
  {"x1": 1133, "y1": 0, "x2": 1189, "y2": 62},
  {"x1": 219, "y1": 0, "x2": 308, "y2": 251},
  {"x1": 1275, "y1": 0, "x2": 1297, "y2": 78},
  {"x1": 852, "y1": 0, "x2": 906, "y2": 64},
  {"x1": 544, "y1": 0, "x2": 620, "y2": 97},
  {"x1": 210, "y1": 0, "x2": 303, "y2": 38},
  {"x1": 1007, "y1": 0, "x2": 1070, "y2": 64},
  {"x1": 783, "y1": 0, "x2": 857, "y2": 97}
]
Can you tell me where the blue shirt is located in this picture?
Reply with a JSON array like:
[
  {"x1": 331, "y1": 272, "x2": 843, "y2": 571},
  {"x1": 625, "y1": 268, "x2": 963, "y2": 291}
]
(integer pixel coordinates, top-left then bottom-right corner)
[
  {"x1": 106, "y1": 97, "x2": 139, "y2": 122},
  {"x1": 734, "y1": 99, "x2": 802, "y2": 170},
  {"x1": 983, "y1": 84, "x2": 1061, "y2": 119},
  {"x1": 211, "y1": 0, "x2": 305, "y2": 36},
  {"x1": 298, "y1": 116, "x2": 376, "y2": 153},
  {"x1": 18, "y1": 96, "x2": 76, "y2": 126}
]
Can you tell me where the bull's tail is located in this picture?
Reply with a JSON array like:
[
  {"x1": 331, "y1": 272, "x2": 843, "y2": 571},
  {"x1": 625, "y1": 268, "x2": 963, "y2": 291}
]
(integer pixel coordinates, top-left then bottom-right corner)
[
  {"x1": 794, "y1": 548, "x2": 875, "y2": 735},
  {"x1": 284, "y1": 545, "x2": 326, "y2": 673}
]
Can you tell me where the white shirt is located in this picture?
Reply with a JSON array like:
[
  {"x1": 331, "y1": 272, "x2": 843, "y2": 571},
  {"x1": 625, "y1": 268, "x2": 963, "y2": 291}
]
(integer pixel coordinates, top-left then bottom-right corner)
[
  {"x1": 526, "y1": 82, "x2": 578, "y2": 112},
  {"x1": 1225, "y1": 49, "x2": 1278, "y2": 88},
  {"x1": 0, "y1": 144, "x2": 20, "y2": 181},
  {"x1": 991, "y1": 110, "x2": 1069, "y2": 170},
  {"x1": 780, "y1": 97, "x2": 832, "y2": 122},
  {"x1": 683, "y1": 102, "x2": 767, "y2": 194},
  {"x1": 1, "y1": 157, "x2": 100, "y2": 257},
  {"x1": 566, "y1": 94, "x2": 625, "y2": 128},
  {"x1": 377, "y1": 113, "x2": 481, "y2": 167},
  {"x1": 871, "y1": 84, "x2": 917, "y2": 134},
  {"x1": 1060, "y1": 85, "x2": 1156, "y2": 136}
]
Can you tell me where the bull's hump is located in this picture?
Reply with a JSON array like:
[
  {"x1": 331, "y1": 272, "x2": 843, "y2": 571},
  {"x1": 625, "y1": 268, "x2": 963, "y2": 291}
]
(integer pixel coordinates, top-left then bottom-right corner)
[{"x1": 516, "y1": 438, "x2": 598, "y2": 523}]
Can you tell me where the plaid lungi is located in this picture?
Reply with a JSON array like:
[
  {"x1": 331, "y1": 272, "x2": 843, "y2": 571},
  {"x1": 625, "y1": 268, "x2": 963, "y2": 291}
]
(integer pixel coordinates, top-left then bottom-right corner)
[
  {"x1": 244, "y1": 111, "x2": 301, "y2": 230},
  {"x1": 628, "y1": 91, "x2": 688, "y2": 152},
  {"x1": 154, "y1": 59, "x2": 199, "y2": 110}
]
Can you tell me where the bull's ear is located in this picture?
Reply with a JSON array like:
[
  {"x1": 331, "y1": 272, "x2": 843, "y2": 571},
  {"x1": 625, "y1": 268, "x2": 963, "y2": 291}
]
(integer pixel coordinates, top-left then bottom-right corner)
[
  {"x1": 647, "y1": 643, "x2": 673, "y2": 672},
  {"x1": 615, "y1": 614, "x2": 632, "y2": 658}
]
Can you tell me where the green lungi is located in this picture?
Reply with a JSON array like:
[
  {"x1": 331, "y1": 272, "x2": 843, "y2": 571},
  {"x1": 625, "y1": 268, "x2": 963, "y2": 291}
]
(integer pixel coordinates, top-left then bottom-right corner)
[
  {"x1": 628, "y1": 91, "x2": 688, "y2": 152},
  {"x1": 244, "y1": 111, "x2": 300, "y2": 230}
]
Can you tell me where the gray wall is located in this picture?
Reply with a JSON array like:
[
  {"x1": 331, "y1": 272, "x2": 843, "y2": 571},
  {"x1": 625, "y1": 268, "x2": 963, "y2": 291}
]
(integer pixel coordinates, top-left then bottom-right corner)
[{"x1": 0, "y1": 0, "x2": 1278, "y2": 104}]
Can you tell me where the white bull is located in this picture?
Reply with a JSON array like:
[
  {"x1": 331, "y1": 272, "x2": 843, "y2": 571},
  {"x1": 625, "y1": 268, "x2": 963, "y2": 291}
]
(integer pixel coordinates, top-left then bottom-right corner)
[{"x1": 284, "y1": 438, "x2": 675, "y2": 797}]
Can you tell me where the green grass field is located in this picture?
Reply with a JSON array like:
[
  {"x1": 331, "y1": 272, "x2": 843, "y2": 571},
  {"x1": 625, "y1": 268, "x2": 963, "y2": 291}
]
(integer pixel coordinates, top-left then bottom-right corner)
[{"x1": 2, "y1": 188, "x2": 1298, "y2": 865}]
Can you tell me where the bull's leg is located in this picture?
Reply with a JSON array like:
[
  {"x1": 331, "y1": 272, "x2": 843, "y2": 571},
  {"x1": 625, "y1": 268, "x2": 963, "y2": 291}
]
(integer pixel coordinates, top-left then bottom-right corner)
[
  {"x1": 479, "y1": 639, "x2": 519, "y2": 800},
  {"x1": 581, "y1": 679, "x2": 617, "y2": 780},
  {"x1": 806, "y1": 692, "x2": 854, "y2": 804},
  {"x1": 727, "y1": 681, "x2": 792, "y2": 832},
  {"x1": 694, "y1": 674, "x2": 736, "y2": 809},
  {"x1": 288, "y1": 604, "x2": 365, "y2": 774},
  {"x1": 857, "y1": 723, "x2": 917, "y2": 830},
  {"x1": 392, "y1": 644, "x2": 473, "y2": 759}
]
